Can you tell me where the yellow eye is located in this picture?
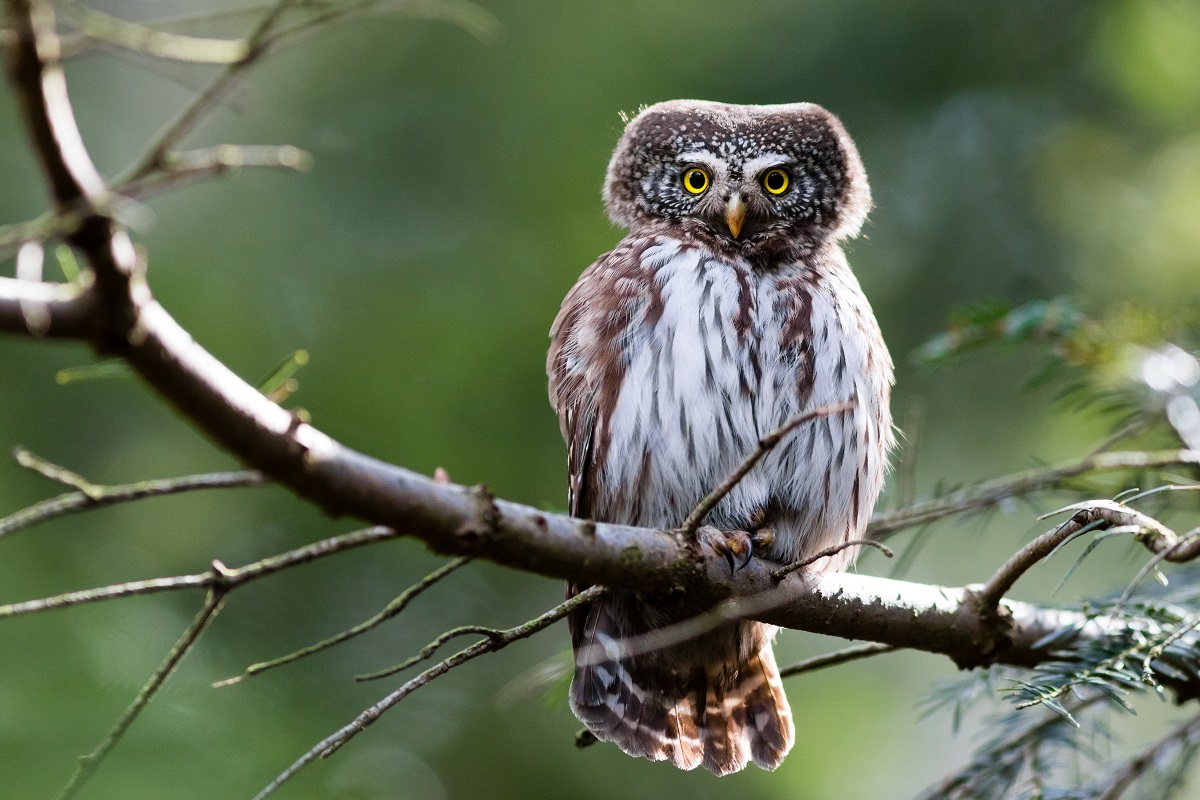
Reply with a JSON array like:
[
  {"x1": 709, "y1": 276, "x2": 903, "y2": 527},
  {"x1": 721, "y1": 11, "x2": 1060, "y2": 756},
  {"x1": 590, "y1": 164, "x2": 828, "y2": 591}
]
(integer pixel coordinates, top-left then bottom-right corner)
[
  {"x1": 762, "y1": 168, "x2": 789, "y2": 195},
  {"x1": 682, "y1": 167, "x2": 709, "y2": 195}
]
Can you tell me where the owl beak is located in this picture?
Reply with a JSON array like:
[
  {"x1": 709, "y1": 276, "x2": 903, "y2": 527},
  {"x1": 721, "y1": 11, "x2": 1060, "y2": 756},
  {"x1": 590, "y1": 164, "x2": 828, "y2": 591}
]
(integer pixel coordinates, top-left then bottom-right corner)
[{"x1": 724, "y1": 194, "x2": 747, "y2": 238}]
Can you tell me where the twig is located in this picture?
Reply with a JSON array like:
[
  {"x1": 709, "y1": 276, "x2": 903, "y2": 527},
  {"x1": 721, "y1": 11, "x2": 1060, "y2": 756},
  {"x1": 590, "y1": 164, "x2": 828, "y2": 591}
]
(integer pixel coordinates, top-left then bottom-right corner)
[
  {"x1": 0, "y1": 466, "x2": 266, "y2": 541},
  {"x1": 0, "y1": 526, "x2": 396, "y2": 618},
  {"x1": 60, "y1": 2, "x2": 250, "y2": 64},
  {"x1": 13, "y1": 446, "x2": 101, "y2": 496},
  {"x1": 120, "y1": 0, "x2": 298, "y2": 181},
  {"x1": 868, "y1": 449, "x2": 1200, "y2": 541},
  {"x1": 1143, "y1": 610, "x2": 1200, "y2": 684},
  {"x1": 917, "y1": 696, "x2": 1104, "y2": 800},
  {"x1": 1094, "y1": 710, "x2": 1200, "y2": 800},
  {"x1": 771, "y1": 539, "x2": 892, "y2": 581},
  {"x1": 252, "y1": 586, "x2": 606, "y2": 800},
  {"x1": 1045, "y1": 499, "x2": 1200, "y2": 564},
  {"x1": 56, "y1": 582, "x2": 227, "y2": 800},
  {"x1": 215, "y1": 556, "x2": 471, "y2": 687},
  {"x1": 778, "y1": 642, "x2": 898, "y2": 678},
  {"x1": 115, "y1": 144, "x2": 312, "y2": 200},
  {"x1": 976, "y1": 516, "x2": 1091, "y2": 613},
  {"x1": 118, "y1": 0, "x2": 497, "y2": 184},
  {"x1": 679, "y1": 401, "x2": 855, "y2": 536},
  {"x1": 356, "y1": 624, "x2": 501, "y2": 681}
]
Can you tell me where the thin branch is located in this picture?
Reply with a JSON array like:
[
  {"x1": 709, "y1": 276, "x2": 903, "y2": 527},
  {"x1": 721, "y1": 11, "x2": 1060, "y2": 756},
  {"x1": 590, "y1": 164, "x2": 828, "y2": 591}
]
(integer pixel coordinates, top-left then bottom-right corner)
[
  {"x1": 1095, "y1": 711, "x2": 1200, "y2": 800},
  {"x1": 778, "y1": 642, "x2": 898, "y2": 678},
  {"x1": 56, "y1": 584, "x2": 227, "y2": 800},
  {"x1": 114, "y1": 144, "x2": 312, "y2": 200},
  {"x1": 771, "y1": 538, "x2": 893, "y2": 581},
  {"x1": 118, "y1": 0, "x2": 497, "y2": 184},
  {"x1": 119, "y1": 0, "x2": 297, "y2": 181},
  {"x1": 680, "y1": 402, "x2": 854, "y2": 536},
  {"x1": 1045, "y1": 499, "x2": 1200, "y2": 563},
  {"x1": 0, "y1": 526, "x2": 395, "y2": 618},
  {"x1": 14, "y1": 445, "x2": 101, "y2": 495},
  {"x1": 214, "y1": 556, "x2": 471, "y2": 686},
  {"x1": 60, "y1": 2, "x2": 251, "y2": 64},
  {"x1": 252, "y1": 586, "x2": 606, "y2": 800},
  {"x1": 0, "y1": 275, "x2": 93, "y2": 338},
  {"x1": 868, "y1": 448, "x2": 1200, "y2": 541},
  {"x1": 0, "y1": 466, "x2": 266, "y2": 541},
  {"x1": 355, "y1": 624, "x2": 501, "y2": 681},
  {"x1": 976, "y1": 515, "x2": 1090, "y2": 613}
]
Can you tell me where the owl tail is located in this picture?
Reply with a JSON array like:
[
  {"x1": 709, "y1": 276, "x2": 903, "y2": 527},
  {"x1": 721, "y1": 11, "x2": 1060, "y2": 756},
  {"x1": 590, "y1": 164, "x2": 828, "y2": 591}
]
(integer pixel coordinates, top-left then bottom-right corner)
[{"x1": 569, "y1": 594, "x2": 795, "y2": 776}]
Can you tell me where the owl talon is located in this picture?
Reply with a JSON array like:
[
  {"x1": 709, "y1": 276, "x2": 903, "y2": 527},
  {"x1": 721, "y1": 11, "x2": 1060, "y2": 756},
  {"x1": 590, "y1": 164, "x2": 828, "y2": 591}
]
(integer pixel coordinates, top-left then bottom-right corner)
[
  {"x1": 697, "y1": 526, "x2": 754, "y2": 575},
  {"x1": 750, "y1": 525, "x2": 776, "y2": 552}
]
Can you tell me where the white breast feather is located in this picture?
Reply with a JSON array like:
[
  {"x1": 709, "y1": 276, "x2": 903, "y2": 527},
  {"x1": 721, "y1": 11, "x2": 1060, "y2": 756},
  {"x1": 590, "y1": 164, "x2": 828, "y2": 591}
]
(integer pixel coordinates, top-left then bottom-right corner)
[{"x1": 599, "y1": 236, "x2": 892, "y2": 566}]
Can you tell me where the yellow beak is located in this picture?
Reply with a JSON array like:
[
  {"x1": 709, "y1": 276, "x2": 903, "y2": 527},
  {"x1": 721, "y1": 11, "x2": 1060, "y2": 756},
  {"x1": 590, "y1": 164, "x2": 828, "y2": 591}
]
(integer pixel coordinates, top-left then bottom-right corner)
[{"x1": 724, "y1": 194, "x2": 747, "y2": 238}]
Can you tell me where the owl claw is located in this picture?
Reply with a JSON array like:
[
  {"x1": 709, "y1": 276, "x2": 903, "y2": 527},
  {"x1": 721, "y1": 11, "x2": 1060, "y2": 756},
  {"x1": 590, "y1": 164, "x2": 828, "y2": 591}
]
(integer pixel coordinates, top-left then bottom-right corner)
[{"x1": 696, "y1": 526, "x2": 754, "y2": 575}]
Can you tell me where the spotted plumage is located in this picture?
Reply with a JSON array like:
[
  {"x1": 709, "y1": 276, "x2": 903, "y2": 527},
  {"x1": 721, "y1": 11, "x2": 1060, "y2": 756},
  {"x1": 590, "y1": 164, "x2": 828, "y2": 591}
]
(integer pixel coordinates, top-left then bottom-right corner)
[{"x1": 548, "y1": 100, "x2": 894, "y2": 775}]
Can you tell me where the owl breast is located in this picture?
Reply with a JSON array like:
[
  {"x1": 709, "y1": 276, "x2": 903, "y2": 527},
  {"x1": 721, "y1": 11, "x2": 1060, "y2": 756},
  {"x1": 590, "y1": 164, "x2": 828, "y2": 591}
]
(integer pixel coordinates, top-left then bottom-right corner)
[{"x1": 594, "y1": 236, "x2": 893, "y2": 565}]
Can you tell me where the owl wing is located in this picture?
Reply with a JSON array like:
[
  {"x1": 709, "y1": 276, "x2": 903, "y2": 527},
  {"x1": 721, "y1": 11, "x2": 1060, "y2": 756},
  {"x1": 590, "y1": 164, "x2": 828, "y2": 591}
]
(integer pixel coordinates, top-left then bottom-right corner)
[
  {"x1": 547, "y1": 236, "x2": 652, "y2": 520},
  {"x1": 547, "y1": 237, "x2": 654, "y2": 643}
]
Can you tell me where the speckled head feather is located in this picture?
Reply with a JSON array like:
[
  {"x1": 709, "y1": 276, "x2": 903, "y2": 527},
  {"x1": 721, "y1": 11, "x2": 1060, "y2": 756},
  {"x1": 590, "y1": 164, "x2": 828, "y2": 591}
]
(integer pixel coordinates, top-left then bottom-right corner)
[{"x1": 603, "y1": 100, "x2": 871, "y2": 252}]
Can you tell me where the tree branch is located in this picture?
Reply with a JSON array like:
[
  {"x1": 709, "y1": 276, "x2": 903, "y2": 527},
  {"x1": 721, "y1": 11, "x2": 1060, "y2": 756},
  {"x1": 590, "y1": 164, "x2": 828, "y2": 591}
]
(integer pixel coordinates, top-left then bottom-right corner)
[
  {"x1": 0, "y1": 460, "x2": 266, "y2": 541},
  {"x1": 1095, "y1": 710, "x2": 1200, "y2": 800},
  {"x1": 778, "y1": 642, "x2": 898, "y2": 678},
  {"x1": 214, "y1": 555, "x2": 471, "y2": 686},
  {"x1": 56, "y1": 585, "x2": 227, "y2": 800},
  {"x1": 251, "y1": 585, "x2": 606, "y2": 800},
  {"x1": 868, "y1": 448, "x2": 1200, "y2": 541},
  {"x1": 4, "y1": 0, "x2": 1200, "y2": 693},
  {"x1": 0, "y1": 526, "x2": 396, "y2": 618}
]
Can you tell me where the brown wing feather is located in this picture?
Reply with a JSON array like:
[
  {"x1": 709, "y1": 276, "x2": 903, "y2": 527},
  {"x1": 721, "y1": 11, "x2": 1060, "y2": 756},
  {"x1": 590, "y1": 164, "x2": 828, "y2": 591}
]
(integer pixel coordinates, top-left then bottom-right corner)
[{"x1": 548, "y1": 239, "x2": 654, "y2": 643}]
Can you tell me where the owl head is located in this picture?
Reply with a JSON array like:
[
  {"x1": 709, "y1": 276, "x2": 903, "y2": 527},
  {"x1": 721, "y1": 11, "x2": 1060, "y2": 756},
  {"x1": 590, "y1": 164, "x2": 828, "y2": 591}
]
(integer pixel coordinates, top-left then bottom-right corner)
[{"x1": 603, "y1": 100, "x2": 871, "y2": 256}]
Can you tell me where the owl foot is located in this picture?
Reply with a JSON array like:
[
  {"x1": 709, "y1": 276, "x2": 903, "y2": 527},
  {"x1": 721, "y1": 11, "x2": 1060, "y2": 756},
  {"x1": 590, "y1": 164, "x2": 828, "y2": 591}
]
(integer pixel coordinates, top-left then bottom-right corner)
[{"x1": 697, "y1": 526, "x2": 754, "y2": 574}]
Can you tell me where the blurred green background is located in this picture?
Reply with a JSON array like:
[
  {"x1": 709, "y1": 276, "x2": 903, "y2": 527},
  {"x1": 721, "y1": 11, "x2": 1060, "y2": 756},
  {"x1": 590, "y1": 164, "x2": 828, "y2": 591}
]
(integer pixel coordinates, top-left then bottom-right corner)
[{"x1": 2, "y1": 0, "x2": 1200, "y2": 798}]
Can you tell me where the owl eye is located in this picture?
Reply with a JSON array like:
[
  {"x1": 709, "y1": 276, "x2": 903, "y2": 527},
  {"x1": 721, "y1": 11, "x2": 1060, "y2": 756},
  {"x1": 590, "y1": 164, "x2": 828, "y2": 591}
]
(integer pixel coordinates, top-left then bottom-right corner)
[
  {"x1": 762, "y1": 168, "x2": 790, "y2": 195},
  {"x1": 682, "y1": 167, "x2": 710, "y2": 195}
]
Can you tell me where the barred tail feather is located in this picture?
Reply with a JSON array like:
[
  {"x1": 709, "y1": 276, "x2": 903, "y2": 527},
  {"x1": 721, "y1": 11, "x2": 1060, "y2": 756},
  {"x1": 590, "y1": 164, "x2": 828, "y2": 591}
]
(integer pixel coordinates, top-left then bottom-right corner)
[{"x1": 570, "y1": 598, "x2": 794, "y2": 775}]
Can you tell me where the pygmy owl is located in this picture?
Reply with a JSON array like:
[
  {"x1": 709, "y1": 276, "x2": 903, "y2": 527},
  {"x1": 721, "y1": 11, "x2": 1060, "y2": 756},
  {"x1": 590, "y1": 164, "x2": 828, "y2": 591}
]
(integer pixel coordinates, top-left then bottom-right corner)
[{"x1": 547, "y1": 100, "x2": 894, "y2": 775}]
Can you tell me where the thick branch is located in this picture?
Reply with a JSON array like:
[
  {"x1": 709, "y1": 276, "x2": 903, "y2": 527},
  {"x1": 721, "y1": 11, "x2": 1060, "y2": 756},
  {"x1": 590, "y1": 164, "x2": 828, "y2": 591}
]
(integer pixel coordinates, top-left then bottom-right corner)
[{"x1": 3, "y1": 0, "x2": 1200, "y2": 687}]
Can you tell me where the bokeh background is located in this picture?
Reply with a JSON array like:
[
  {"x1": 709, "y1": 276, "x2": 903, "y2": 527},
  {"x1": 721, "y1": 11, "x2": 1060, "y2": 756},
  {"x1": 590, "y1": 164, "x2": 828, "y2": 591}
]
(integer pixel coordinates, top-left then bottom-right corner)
[{"x1": 2, "y1": 1, "x2": 1200, "y2": 798}]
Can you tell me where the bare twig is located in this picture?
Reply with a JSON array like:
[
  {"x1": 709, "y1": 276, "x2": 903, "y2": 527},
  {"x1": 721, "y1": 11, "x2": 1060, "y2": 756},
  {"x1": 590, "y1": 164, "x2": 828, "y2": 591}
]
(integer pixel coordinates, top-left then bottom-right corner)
[
  {"x1": 13, "y1": 446, "x2": 100, "y2": 495},
  {"x1": 680, "y1": 401, "x2": 855, "y2": 536},
  {"x1": 118, "y1": 0, "x2": 497, "y2": 184},
  {"x1": 120, "y1": 0, "x2": 297, "y2": 181},
  {"x1": 356, "y1": 624, "x2": 501, "y2": 681},
  {"x1": 0, "y1": 275, "x2": 92, "y2": 337},
  {"x1": 1045, "y1": 499, "x2": 1200, "y2": 563},
  {"x1": 115, "y1": 144, "x2": 312, "y2": 200},
  {"x1": 778, "y1": 642, "x2": 898, "y2": 678},
  {"x1": 975, "y1": 515, "x2": 1094, "y2": 613},
  {"x1": 771, "y1": 538, "x2": 893, "y2": 581},
  {"x1": 56, "y1": 583, "x2": 227, "y2": 800},
  {"x1": 0, "y1": 526, "x2": 395, "y2": 618},
  {"x1": 214, "y1": 556, "x2": 472, "y2": 687},
  {"x1": 252, "y1": 586, "x2": 606, "y2": 800},
  {"x1": 1094, "y1": 711, "x2": 1200, "y2": 800},
  {"x1": 0, "y1": 466, "x2": 266, "y2": 541},
  {"x1": 59, "y1": 2, "x2": 250, "y2": 64},
  {"x1": 868, "y1": 449, "x2": 1200, "y2": 541}
]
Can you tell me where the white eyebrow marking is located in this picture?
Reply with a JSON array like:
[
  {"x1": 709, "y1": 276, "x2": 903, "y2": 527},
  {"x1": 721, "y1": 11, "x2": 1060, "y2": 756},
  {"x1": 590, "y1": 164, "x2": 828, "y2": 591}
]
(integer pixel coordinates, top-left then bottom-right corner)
[
  {"x1": 676, "y1": 152, "x2": 726, "y2": 175},
  {"x1": 742, "y1": 153, "x2": 790, "y2": 178}
]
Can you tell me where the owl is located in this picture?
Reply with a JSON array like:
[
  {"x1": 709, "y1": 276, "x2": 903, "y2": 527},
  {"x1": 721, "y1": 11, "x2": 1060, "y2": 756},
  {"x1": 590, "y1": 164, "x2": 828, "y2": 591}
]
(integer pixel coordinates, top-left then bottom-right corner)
[{"x1": 547, "y1": 100, "x2": 894, "y2": 775}]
